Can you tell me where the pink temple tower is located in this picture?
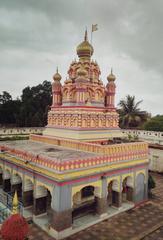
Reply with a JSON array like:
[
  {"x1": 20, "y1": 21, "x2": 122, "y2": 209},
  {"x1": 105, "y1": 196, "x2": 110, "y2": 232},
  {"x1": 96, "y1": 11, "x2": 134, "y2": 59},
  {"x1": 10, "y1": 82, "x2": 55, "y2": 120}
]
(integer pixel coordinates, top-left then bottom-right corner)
[{"x1": 44, "y1": 31, "x2": 122, "y2": 142}]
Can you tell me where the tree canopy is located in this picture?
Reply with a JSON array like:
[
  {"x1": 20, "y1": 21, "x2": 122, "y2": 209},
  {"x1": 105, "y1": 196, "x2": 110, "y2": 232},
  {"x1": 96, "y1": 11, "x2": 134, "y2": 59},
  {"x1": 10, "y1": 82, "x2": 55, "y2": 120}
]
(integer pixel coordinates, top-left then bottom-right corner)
[
  {"x1": 118, "y1": 95, "x2": 149, "y2": 129},
  {"x1": 0, "y1": 81, "x2": 52, "y2": 127},
  {"x1": 143, "y1": 115, "x2": 163, "y2": 131}
]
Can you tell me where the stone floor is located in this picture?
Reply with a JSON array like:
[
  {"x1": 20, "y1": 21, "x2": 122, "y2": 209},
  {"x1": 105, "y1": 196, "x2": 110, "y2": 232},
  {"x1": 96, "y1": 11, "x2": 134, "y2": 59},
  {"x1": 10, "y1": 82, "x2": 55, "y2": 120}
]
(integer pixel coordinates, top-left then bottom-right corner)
[{"x1": 1, "y1": 172, "x2": 163, "y2": 240}]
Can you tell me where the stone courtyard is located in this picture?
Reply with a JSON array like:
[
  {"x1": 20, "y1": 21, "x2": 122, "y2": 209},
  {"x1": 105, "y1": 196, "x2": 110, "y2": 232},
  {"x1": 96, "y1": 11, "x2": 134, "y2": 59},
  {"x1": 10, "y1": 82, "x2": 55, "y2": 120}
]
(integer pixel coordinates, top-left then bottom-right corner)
[{"x1": 0, "y1": 171, "x2": 161, "y2": 240}]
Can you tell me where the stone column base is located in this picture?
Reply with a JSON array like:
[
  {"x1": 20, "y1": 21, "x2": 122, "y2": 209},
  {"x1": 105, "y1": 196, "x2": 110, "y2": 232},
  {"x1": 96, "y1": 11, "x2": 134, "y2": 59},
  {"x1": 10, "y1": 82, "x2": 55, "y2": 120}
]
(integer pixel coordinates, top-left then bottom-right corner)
[
  {"x1": 50, "y1": 209, "x2": 72, "y2": 232},
  {"x1": 95, "y1": 197, "x2": 108, "y2": 215}
]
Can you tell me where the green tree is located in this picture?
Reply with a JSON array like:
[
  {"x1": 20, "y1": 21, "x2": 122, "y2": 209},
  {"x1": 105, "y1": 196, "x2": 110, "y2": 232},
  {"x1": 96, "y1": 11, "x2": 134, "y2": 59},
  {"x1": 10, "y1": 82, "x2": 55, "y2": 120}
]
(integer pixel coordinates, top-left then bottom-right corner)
[
  {"x1": 118, "y1": 95, "x2": 149, "y2": 129},
  {"x1": 143, "y1": 115, "x2": 163, "y2": 131},
  {"x1": 148, "y1": 174, "x2": 156, "y2": 196}
]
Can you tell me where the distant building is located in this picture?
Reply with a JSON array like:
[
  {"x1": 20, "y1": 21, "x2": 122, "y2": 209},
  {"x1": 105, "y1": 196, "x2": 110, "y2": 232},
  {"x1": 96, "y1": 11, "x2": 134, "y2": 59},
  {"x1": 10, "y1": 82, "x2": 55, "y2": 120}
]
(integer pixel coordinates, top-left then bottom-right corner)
[
  {"x1": 0, "y1": 31, "x2": 149, "y2": 239},
  {"x1": 122, "y1": 129, "x2": 163, "y2": 172}
]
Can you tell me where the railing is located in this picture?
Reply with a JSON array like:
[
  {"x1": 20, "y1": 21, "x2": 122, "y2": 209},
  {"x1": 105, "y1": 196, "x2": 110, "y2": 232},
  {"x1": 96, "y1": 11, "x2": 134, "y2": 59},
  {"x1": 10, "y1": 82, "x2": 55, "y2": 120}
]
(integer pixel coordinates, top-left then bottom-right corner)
[
  {"x1": 122, "y1": 129, "x2": 163, "y2": 145},
  {"x1": 0, "y1": 190, "x2": 23, "y2": 215},
  {"x1": 0, "y1": 207, "x2": 11, "y2": 223},
  {"x1": 0, "y1": 127, "x2": 44, "y2": 136}
]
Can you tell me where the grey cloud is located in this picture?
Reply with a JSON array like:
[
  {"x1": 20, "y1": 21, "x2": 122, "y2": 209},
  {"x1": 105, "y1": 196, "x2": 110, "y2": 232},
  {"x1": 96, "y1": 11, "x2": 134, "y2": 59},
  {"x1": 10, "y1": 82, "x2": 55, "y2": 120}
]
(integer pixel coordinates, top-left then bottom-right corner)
[{"x1": 0, "y1": 0, "x2": 162, "y2": 115}]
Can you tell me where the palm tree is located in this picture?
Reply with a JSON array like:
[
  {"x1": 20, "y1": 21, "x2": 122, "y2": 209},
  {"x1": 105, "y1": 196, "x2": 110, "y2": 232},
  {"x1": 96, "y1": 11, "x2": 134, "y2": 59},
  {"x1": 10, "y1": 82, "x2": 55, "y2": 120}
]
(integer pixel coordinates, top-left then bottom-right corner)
[{"x1": 118, "y1": 95, "x2": 149, "y2": 129}]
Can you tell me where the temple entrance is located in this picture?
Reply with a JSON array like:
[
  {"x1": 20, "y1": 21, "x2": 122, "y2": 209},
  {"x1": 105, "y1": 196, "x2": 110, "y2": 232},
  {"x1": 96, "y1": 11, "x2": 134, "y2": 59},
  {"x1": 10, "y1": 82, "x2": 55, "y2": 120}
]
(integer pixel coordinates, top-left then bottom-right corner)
[
  {"x1": 11, "y1": 174, "x2": 22, "y2": 199},
  {"x1": 72, "y1": 186, "x2": 97, "y2": 220},
  {"x1": 23, "y1": 179, "x2": 33, "y2": 207},
  {"x1": 122, "y1": 177, "x2": 133, "y2": 202},
  {"x1": 34, "y1": 185, "x2": 52, "y2": 216},
  {"x1": 3, "y1": 170, "x2": 11, "y2": 192},
  {"x1": 135, "y1": 173, "x2": 145, "y2": 203},
  {"x1": 107, "y1": 180, "x2": 120, "y2": 208},
  {"x1": 0, "y1": 167, "x2": 2, "y2": 186}
]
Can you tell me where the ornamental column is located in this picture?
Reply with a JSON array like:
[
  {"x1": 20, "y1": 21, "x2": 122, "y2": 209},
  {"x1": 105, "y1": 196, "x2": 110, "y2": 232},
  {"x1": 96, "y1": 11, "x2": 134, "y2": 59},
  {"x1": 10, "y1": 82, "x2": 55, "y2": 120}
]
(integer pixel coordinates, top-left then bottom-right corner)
[
  {"x1": 105, "y1": 69, "x2": 116, "y2": 109},
  {"x1": 52, "y1": 68, "x2": 62, "y2": 107},
  {"x1": 49, "y1": 185, "x2": 72, "y2": 236}
]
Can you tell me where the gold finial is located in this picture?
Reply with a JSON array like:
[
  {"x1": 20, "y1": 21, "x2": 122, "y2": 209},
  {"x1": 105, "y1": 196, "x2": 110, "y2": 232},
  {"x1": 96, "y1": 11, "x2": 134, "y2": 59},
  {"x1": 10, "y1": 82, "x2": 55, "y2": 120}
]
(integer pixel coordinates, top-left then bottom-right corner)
[
  {"x1": 12, "y1": 191, "x2": 18, "y2": 214},
  {"x1": 53, "y1": 67, "x2": 62, "y2": 81},
  {"x1": 84, "y1": 29, "x2": 88, "y2": 41},
  {"x1": 107, "y1": 68, "x2": 116, "y2": 82}
]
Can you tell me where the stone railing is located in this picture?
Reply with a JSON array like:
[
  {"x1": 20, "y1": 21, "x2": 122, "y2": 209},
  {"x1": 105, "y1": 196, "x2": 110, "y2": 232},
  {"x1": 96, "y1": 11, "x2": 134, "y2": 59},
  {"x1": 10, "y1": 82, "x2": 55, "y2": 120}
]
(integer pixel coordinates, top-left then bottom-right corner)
[
  {"x1": 122, "y1": 129, "x2": 163, "y2": 145},
  {"x1": 0, "y1": 127, "x2": 44, "y2": 136}
]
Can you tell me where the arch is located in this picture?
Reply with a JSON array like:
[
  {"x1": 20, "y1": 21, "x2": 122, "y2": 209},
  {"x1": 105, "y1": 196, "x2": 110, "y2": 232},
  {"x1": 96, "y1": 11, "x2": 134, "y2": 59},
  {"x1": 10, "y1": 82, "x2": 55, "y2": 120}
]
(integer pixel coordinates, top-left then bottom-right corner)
[
  {"x1": 135, "y1": 173, "x2": 146, "y2": 203},
  {"x1": 72, "y1": 181, "x2": 102, "y2": 199},
  {"x1": 3, "y1": 169, "x2": 11, "y2": 192},
  {"x1": 0, "y1": 166, "x2": 3, "y2": 186},
  {"x1": 24, "y1": 178, "x2": 33, "y2": 192},
  {"x1": 107, "y1": 179, "x2": 121, "y2": 208},
  {"x1": 72, "y1": 184, "x2": 98, "y2": 220},
  {"x1": 11, "y1": 173, "x2": 22, "y2": 197},
  {"x1": 11, "y1": 173, "x2": 22, "y2": 185},
  {"x1": 3, "y1": 169, "x2": 11, "y2": 180},
  {"x1": 107, "y1": 177, "x2": 120, "y2": 192},
  {"x1": 23, "y1": 179, "x2": 34, "y2": 208},
  {"x1": 34, "y1": 185, "x2": 52, "y2": 216},
  {"x1": 122, "y1": 176, "x2": 134, "y2": 202},
  {"x1": 136, "y1": 170, "x2": 146, "y2": 183}
]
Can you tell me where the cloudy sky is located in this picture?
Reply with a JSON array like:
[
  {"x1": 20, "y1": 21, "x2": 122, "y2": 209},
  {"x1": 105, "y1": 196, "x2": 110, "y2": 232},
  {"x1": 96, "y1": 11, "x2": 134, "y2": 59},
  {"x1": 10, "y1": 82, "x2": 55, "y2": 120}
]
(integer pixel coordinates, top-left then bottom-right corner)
[{"x1": 0, "y1": 0, "x2": 162, "y2": 115}]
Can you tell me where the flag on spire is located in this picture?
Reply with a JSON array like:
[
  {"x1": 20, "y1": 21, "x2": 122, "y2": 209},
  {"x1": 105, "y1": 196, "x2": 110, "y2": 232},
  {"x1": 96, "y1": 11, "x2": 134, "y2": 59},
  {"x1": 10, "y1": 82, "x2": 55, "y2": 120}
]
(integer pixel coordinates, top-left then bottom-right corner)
[{"x1": 92, "y1": 24, "x2": 98, "y2": 32}]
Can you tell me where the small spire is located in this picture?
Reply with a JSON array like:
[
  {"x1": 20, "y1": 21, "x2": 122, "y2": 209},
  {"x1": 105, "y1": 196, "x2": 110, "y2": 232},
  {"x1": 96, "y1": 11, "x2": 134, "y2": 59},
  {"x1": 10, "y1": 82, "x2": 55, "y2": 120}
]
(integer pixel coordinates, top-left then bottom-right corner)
[
  {"x1": 12, "y1": 191, "x2": 18, "y2": 215},
  {"x1": 84, "y1": 29, "x2": 88, "y2": 41},
  {"x1": 111, "y1": 68, "x2": 113, "y2": 74},
  {"x1": 56, "y1": 67, "x2": 58, "y2": 73}
]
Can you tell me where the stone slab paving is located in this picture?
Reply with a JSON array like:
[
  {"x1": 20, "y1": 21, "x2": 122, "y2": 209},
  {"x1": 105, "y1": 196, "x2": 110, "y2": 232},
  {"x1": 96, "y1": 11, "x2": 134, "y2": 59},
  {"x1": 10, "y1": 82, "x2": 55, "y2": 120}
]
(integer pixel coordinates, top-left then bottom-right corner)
[{"x1": 1, "y1": 172, "x2": 163, "y2": 240}]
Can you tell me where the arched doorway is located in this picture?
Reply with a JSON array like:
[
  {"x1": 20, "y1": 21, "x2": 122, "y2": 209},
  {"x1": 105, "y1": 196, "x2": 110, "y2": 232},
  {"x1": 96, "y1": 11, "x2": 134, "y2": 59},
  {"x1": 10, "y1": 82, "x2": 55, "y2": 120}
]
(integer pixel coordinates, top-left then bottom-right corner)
[
  {"x1": 72, "y1": 185, "x2": 97, "y2": 220},
  {"x1": 3, "y1": 169, "x2": 11, "y2": 192},
  {"x1": 122, "y1": 176, "x2": 134, "y2": 202},
  {"x1": 11, "y1": 173, "x2": 22, "y2": 198},
  {"x1": 34, "y1": 185, "x2": 52, "y2": 216},
  {"x1": 135, "y1": 173, "x2": 145, "y2": 203},
  {"x1": 0, "y1": 167, "x2": 3, "y2": 186},
  {"x1": 107, "y1": 180, "x2": 121, "y2": 208},
  {"x1": 23, "y1": 179, "x2": 33, "y2": 207}
]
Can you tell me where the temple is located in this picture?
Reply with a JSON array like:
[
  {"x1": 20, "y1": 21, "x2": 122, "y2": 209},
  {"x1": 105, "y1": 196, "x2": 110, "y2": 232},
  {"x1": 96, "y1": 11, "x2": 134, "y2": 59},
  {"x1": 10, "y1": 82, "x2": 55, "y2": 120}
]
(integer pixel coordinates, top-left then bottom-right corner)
[
  {"x1": 0, "y1": 31, "x2": 149, "y2": 239},
  {"x1": 44, "y1": 30, "x2": 121, "y2": 141}
]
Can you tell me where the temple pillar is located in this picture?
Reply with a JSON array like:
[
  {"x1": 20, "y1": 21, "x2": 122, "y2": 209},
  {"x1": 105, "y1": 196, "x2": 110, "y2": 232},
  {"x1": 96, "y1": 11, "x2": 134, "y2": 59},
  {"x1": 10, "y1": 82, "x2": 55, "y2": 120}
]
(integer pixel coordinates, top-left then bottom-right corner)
[
  {"x1": 95, "y1": 197, "x2": 108, "y2": 216},
  {"x1": 50, "y1": 185, "x2": 72, "y2": 235},
  {"x1": 33, "y1": 185, "x2": 48, "y2": 216},
  {"x1": 95, "y1": 177, "x2": 108, "y2": 216}
]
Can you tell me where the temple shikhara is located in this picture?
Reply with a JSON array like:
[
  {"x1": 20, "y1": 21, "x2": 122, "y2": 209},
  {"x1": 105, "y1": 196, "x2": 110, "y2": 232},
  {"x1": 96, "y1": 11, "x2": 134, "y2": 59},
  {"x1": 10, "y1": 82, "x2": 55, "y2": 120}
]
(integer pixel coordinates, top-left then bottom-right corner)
[{"x1": 0, "y1": 31, "x2": 149, "y2": 239}]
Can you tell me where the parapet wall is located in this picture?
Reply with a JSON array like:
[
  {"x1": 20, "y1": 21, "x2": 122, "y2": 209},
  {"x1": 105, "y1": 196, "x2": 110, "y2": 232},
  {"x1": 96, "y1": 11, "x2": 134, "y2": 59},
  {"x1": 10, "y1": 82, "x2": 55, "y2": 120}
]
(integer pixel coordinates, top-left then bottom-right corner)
[{"x1": 0, "y1": 127, "x2": 44, "y2": 136}]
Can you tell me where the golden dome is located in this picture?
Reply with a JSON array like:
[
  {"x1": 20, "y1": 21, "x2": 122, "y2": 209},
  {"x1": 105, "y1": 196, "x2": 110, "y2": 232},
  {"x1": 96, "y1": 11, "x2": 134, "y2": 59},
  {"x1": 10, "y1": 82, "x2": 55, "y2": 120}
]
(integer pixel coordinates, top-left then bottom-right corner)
[
  {"x1": 107, "y1": 69, "x2": 116, "y2": 82},
  {"x1": 77, "y1": 30, "x2": 94, "y2": 59},
  {"x1": 53, "y1": 67, "x2": 62, "y2": 81}
]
